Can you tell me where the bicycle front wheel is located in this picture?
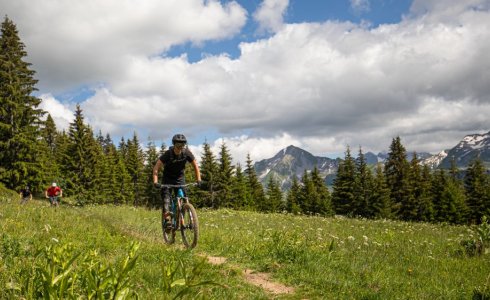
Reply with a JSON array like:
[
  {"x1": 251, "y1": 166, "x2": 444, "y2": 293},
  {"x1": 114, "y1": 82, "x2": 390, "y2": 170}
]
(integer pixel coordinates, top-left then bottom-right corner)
[
  {"x1": 180, "y1": 203, "x2": 199, "y2": 249},
  {"x1": 162, "y1": 209, "x2": 175, "y2": 244}
]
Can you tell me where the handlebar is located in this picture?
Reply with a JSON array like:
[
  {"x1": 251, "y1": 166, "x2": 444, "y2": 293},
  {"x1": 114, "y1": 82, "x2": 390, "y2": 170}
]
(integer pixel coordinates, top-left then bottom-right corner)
[{"x1": 156, "y1": 182, "x2": 200, "y2": 189}]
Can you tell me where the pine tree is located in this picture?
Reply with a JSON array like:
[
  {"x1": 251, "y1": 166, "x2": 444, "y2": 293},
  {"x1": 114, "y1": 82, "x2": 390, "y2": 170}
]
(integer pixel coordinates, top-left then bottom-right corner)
[
  {"x1": 440, "y1": 175, "x2": 468, "y2": 224},
  {"x1": 265, "y1": 175, "x2": 283, "y2": 212},
  {"x1": 464, "y1": 158, "x2": 490, "y2": 224},
  {"x1": 115, "y1": 144, "x2": 133, "y2": 205},
  {"x1": 384, "y1": 137, "x2": 411, "y2": 219},
  {"x1": 418, "y1": 164, "x2": 434, "y2": 221},
  {"x1": 199, "y1": 141, "x2": 219, "y2": 208},
  {"x1": 332, "y1": 147, "x2": 356, "y2": 215},
  {"x1": 102, "y1": 135, "x2": 126, "y2": 205},
  {"x1": 353, "y1": 147, "x2": 373, "y2": 217},
  {"x1": 38, "y1": 114, "x2": 60, "y2": 192},
  {"x1": 286, "y1": 175, "x2": 301, "y2": 214},
  {"x1": 431, "y1": 169, "x2": 447, "y2": 222},
  {"x1": 370, "y1": 163, "x2": 392, "y2": 219},
  {"x1": 299, "y1": 169, "x2": 316, "y2": 215},
  {"x1": 0, "y1": 16, "x2": 45, "y2": 190},
  {"x1": 216, "y1": 141, "x2": 235, "y2": 208},
  {"x1": 245, "y1": 153, "x2": 264, "y2": 210},
  {"x1": 231, "y1": 164, "x2": 251, "y2": 210},
  {"x1": 65, "y1": 105, "x2": 100, "y2": 203},
  {"x1": 144, "y1": 139, "x2": 159, "y2": 208},
  {"x1": 310, "y1": 166, "x2": 333, "y2": 216},
  {"x1": 126, "y1": 133, "x2": 146, "y2": 206}
]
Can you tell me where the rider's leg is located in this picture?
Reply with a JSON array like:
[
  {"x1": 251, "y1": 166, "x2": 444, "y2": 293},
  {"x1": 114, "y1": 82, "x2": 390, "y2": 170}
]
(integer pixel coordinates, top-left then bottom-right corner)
[{"x1": 162, "y1": 188, "x2": 171, "y2": 221}]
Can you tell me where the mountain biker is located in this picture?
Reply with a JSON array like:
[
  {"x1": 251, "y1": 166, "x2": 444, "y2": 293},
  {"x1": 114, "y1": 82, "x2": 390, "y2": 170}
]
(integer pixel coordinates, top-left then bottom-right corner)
[
  {"x1": 45, "y1": 182, "x2": 62, "y2": 206},
  {"x1": 152, "y1": 134, "x2": 201, "y2": 224},
  {"x1": 19, "y1": 185, "x2": 32, "y2": 204}
]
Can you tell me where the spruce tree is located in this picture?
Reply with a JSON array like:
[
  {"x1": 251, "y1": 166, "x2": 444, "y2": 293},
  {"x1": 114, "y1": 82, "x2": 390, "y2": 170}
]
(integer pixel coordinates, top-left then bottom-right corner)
[
  {"x1": 265, "y1": 175, "x2": 283, "y2": 212},
  {"x1": 103, "y1": 135, "x2": 127, "y2": 205},
  {"x1": 370, "y1": 163, "x2": 392, "y2": 219},
  {"x1": 199, "y1": 141, "x2": 219, "y2": 208},
  {"x1": 431, "y1": 169, "x2": 447, "y2": 222},
  {"x1": 310, "y1": 166, "x2": 333, "y2": 216},
  {"x1": 216, "y1": 141, "x2": 234, "y2": 208},
  {"x1": 38, "y1": 114, "x2": 60, "y2": 192},
  {"x1": 332, "y1": 147, "x2": 356, "y2": 215},
  {"x1": 384, "y1": 137, "x2": 411, "y2": 219},
  {"x1": 299, "y1": 169, "x2": 316, "y2": 215},
  {"x1": 65, "y1": 105, "x2": 99, "y2": 203},
  {"x1": 144, "y1": 140, "x2": 159, "y2": 208},
  {"x1": 353, "y1": 147, "x2": 373, "y2": 217},
  {"x1": 0, "y1": 16, "x2": 45, "y2": 190},
  {"x1": 231, "y1": 164, "x2": 251, "y2": 210},
  {"x1": 464, "y1": 158, "x2": 490, "y2": 224},
  {"x1": 115, "y1": 144, "x2": 133, "y2": 205},
  {"x1": 126, "y1": 133, "x2": 146, "y2": 206},
  {"x1": 286, "y1": 175, "x2": 301, "y2": 214},
  {"x1": 245, "y1": 153, "x2": 264, "y2": 210},
  {"x1": 418, "y1": 164, "x2": 434, "y2": 221},
  {"x1": 440, "y1": 176, "x2": 468, "y2": 224}
]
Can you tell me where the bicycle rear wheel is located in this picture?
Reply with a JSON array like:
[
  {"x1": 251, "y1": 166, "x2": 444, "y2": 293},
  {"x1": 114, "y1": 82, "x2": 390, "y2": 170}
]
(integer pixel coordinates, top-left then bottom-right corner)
[
  {"x1": 180, "y1": 203, "x2": 199, "y2": 249},
  {"x1": 162, "y1": 209, "x2": 175, "y2": 244}
]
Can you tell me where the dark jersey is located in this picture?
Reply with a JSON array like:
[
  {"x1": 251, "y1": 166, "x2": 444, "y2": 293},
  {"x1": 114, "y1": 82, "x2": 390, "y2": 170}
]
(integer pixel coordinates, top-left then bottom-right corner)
[
  {"x1": 159, "y1": 147, "x2": 195, "y2": 184},
  {"x1": 21, "y1": 189, "x2": 31, "y2": 198}
]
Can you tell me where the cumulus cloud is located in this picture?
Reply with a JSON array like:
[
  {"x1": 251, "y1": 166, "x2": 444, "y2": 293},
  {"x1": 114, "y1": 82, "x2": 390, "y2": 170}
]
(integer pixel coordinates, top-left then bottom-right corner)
[
  {"x1": 3, "y1": 0, "x2": 490, "y2": 163},
  {"x1": 1, "y1": 0, "x2": 247, "y2": 92},
  {"x1": 253, "y1": 0, "x2": 289, "y2": 34},
  {"x1": 38, "y1": 94, "x2": 74, "y2": 131}
]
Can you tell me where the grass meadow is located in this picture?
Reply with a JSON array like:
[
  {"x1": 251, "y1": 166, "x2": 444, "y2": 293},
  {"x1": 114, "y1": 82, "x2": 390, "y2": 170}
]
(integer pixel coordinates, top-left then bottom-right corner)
[{"x1": 1, "y1": 192, "x2": 489, "y2": 299}]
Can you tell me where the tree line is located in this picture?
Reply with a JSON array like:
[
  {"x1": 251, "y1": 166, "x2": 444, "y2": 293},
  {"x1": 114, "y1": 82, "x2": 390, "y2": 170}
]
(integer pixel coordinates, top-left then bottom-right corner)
[
  {"x1": 332, "y1": 138, "x2": 490, "y2": 224},
  {"x1": 1, "y1": 16, "x2": 489, "y2": 224}
]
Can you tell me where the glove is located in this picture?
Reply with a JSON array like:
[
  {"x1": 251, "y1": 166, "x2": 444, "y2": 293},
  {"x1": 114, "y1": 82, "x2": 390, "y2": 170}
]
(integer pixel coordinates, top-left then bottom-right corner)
[{"x1": 154, "y1": 182, "x2": 162, "y2": 189}]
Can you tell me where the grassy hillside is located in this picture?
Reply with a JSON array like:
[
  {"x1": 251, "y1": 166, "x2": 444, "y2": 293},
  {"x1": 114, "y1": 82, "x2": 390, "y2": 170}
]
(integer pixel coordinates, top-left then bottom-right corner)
[{"x1": 1, "y1": 194, "x2": 489, "y2": 299}]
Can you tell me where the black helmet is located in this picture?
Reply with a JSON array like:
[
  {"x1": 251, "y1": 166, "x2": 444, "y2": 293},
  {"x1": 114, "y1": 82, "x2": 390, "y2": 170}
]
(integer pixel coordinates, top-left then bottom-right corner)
[{"x1": 172, "y1": 134, "x2": 187, "y2": 145}]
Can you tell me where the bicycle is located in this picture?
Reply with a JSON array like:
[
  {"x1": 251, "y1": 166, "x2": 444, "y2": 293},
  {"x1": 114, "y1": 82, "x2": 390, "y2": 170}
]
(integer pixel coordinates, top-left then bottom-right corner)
[
  {"x1": 47, "y1": 195, "x2": 60, "y2": 207},
  {"x1": 158, "y1": 183, "x2": 199, "y2": 249}
]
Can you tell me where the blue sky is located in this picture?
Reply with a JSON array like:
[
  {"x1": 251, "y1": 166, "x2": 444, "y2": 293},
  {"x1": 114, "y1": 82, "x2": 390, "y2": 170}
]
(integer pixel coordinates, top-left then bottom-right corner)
[
  {"x1": 168, "y1": 0, "x2": 413, "y2": 62},
  {"x1": 2, "y1": 0, "x2": 490, "y2": 163}
]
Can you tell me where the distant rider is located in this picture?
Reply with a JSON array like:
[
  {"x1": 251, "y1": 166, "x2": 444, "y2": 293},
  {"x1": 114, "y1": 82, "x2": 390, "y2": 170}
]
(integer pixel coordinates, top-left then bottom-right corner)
[
  {"x1": 152, "y1": 134, "x2": 201, "y2": 224},
  {"x1": 45, "y1": 182, "x2": 62, "y2": 206},
  {"x1": 19, "y1": 185, "x2": 32, "y2": 204}
]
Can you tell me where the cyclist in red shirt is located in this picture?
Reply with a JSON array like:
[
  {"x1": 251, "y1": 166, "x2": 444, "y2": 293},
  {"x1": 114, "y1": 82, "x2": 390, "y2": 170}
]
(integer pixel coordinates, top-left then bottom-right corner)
[{"x1": 45, "y1": 182, "x2": 62, "y2": 206}]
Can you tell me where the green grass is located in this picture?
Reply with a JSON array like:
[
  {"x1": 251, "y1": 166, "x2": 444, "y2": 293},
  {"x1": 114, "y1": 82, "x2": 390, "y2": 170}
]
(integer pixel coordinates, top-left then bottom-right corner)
[{"x1": 1, "y1": 195, "x2": 489, "y2": 299}]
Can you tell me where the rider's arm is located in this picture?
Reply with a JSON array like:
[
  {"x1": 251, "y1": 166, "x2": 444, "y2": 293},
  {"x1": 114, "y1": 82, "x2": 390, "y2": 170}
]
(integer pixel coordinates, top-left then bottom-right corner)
[
  {"x1": 45, "y1": 189, "x2": 48, "y2": 198},
  {"x1": 191, "y1": 159, "x2": 201, "y2": 182},
  {"x1": 59, "y1": 189, "x2": 63, "y2": 197},
  {"x1": 153, "y1": 159, "x2": 163, "y2": 184}
]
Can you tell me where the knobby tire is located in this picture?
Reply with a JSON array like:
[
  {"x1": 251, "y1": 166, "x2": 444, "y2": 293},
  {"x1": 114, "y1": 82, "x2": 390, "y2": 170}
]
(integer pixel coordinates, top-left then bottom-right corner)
[
  {"x1": 180, "y1": 203, "x2": 199, "y2": 249},
  {"x1": 162, "y1": 208, "x2": 175, "y2": 244}
]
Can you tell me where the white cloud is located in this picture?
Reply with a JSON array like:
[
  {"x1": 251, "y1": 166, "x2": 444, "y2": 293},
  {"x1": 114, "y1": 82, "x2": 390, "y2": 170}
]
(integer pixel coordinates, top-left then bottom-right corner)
[
  {"x1": 4, "y1": 0, "x2": 490, "y2": 164},
  {"x1": 1, "y1": 0, "x2": 247, "y2": 92},
  {"x1": 253, "y1": 0, "x2": 289, "y2": 34},
  {"x1": 39, "y1": 94, "x2": 74, "y2": 131}
]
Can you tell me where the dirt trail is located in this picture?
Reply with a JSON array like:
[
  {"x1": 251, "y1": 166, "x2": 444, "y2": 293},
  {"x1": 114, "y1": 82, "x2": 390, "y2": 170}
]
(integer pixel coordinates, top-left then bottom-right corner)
[{"x1": 205, "y1": 255, "x2": 295, "y2": 296}]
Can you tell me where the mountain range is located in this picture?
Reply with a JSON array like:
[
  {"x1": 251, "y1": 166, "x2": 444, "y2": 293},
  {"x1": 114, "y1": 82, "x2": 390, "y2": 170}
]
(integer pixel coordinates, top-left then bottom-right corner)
[{"x1": 254, "y1": 131, "x2": 490, "y2": 190}]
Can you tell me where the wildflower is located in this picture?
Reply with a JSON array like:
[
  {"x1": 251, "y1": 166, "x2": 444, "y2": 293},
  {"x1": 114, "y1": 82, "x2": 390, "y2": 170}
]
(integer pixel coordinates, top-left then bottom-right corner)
[{"x1": 348, "y1": 236, "x2": 355, "y2": 241}]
